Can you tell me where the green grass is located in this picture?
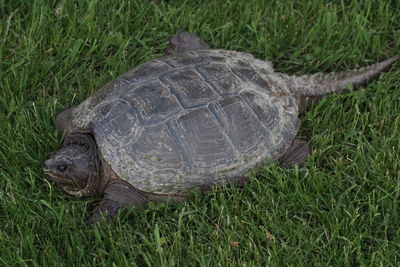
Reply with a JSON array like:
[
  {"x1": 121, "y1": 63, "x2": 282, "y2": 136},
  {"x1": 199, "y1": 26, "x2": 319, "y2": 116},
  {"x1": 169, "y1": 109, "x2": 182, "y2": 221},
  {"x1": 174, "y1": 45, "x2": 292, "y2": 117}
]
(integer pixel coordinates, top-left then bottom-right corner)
[{"x1": 1, "y1": 0, "x2": 399, "y2": 265}]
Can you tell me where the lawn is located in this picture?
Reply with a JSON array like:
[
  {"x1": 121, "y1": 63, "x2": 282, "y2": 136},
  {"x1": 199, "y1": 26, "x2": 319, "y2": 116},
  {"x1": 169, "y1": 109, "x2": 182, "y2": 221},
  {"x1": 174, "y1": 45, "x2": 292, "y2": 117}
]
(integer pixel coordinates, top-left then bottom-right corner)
[{"x1": 0, "y1": 0, "x2": 399, "y2": 265}]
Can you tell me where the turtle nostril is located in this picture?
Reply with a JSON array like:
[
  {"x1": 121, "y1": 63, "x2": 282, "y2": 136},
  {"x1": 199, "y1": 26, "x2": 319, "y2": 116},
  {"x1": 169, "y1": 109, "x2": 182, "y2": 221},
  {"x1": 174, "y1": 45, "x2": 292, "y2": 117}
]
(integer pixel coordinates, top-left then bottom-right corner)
[{"x1": 44, "y1": 160, "x2": 51, "y2": 168}]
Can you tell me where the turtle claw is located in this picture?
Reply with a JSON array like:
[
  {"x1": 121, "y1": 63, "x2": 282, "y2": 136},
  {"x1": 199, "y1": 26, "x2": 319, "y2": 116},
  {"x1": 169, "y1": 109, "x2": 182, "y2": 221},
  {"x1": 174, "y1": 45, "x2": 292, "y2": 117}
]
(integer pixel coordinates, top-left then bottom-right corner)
[
  {"x1": 166, "y1": 32, "x2": 211, "y2": 55},
  {"x1": 85, "y1": 213, "x2": 102, "y2": 227}
]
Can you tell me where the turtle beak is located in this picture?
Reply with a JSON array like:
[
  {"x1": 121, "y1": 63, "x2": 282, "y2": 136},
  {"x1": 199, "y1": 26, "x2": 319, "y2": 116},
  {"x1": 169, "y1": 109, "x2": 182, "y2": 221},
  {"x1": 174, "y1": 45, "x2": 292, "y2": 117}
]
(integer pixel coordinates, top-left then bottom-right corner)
[
  {"x1": 43, "y1": 159, "x2": 52, "y2": 172},
  {"x1": 43, "y1": 163, "x2": 63, "y2": 184},
  {"x1": 43, "y1": 159, "x2": 57, "y2": 180}
]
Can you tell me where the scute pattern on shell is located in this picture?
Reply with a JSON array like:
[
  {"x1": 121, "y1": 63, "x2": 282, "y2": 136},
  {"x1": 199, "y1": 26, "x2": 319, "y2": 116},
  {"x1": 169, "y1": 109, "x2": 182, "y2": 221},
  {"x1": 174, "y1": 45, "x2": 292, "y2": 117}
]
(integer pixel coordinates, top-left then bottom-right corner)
[{"x1": 71, "y1": 49, "x2": 299, "y2": 194}]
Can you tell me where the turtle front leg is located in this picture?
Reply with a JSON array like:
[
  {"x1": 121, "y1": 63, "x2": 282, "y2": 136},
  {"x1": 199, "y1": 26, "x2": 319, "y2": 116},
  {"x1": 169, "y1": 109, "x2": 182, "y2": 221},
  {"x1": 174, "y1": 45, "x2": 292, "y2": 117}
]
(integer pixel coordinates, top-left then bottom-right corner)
[
  {"x1": 278, "y1": 138, "x2": 310, "y2": 168},
  {"x1": 55, "y1": 107, "x2": 84, "y2": 136},
  {"x1": 85, "y1": 198, "x2": 121, "y2": 226},
  {"x1": 85, "y1": 180, "x2": 149, "y2": 226},
  {"x1": 166, "y1": 32, "x2": 211, "y2": 55},
  {"x1": 55, "y1": 107, "x2": 74, "y2": 134}
]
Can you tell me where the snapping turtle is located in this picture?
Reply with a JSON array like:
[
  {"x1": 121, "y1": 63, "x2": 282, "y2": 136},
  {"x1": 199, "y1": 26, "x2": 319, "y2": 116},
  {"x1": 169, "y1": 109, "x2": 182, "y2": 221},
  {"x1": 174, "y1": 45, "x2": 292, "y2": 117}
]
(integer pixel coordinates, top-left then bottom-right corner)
[{"x1": 43, "y1": 32, "x2": 399, "y2": 225}]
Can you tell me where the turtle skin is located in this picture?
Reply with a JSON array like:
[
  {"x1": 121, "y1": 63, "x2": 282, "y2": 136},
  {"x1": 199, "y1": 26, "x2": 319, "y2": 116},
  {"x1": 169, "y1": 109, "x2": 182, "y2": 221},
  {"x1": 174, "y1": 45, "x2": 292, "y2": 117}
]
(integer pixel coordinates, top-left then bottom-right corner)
[{"x1": 71, "y1": 49, "x2": 300, "y2": 195}]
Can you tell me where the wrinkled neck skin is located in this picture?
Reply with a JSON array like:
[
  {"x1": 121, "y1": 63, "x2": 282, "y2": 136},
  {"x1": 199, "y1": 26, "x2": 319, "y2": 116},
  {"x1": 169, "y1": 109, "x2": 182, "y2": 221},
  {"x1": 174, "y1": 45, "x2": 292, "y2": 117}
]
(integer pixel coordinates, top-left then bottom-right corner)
[{"x1": 62, "y1": 133, "x2": 109, "y2": 197}]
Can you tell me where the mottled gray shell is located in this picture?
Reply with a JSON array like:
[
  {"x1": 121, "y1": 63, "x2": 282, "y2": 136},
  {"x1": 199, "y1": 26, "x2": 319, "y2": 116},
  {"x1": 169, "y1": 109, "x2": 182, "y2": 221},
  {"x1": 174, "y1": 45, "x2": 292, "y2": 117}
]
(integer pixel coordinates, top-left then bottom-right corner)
[{"x1": 72, "y1": 49, "x2": 300, "y2": 194}]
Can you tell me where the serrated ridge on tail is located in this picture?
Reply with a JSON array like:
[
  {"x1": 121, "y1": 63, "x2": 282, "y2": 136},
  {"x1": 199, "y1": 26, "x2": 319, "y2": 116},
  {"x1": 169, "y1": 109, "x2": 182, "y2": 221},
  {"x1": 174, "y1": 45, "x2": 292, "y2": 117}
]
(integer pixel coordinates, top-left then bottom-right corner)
[{"x1": 289, "y1": 55, "x2": 399, "y2": 97}]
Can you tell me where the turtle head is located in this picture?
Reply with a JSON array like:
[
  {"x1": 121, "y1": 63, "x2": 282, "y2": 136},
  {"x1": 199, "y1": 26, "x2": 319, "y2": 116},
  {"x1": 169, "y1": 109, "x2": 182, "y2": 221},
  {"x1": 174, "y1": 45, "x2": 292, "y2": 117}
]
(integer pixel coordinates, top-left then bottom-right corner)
[{"x1": 44, "y1": 133, "x2": 101, "y2": 197}]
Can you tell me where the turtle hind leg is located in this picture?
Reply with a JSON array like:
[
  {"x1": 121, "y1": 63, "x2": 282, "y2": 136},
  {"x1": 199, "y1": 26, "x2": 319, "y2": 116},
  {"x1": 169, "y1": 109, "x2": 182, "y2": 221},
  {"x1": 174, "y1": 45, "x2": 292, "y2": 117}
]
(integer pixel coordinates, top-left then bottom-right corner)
[
  {"x1": 85, "y1": 180, "x2": 149, "y2": 226},
  {"x1": 166, "y1": 32, "x2": 211, "y2": 55},
  {"x1": 279, "y1": 138, "x2": 310, "y2": 168}
]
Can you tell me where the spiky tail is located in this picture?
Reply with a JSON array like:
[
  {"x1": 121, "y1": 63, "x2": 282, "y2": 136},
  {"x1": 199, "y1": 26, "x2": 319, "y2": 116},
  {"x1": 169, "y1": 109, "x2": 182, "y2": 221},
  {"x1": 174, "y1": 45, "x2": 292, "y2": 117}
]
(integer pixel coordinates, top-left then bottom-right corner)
[{"x1": 289, "y1": 55, "x2": 399, "y2": 98}]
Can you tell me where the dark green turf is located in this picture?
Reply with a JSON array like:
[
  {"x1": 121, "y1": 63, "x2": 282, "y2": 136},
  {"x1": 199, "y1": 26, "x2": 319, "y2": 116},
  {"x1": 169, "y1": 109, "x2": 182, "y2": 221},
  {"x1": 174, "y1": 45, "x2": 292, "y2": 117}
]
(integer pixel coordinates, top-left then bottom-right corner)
[{"x1": 0, "y1": 0, "x2": 399, "y2": 265}]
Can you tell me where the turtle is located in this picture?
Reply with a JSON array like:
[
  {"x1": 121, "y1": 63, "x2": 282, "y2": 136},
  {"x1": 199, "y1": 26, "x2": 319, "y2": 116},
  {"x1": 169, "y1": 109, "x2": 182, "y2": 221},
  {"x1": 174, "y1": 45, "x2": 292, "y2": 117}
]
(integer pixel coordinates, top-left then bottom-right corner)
[{"x1": 43, "y1": 32, "x2": 399, "y2": 225}]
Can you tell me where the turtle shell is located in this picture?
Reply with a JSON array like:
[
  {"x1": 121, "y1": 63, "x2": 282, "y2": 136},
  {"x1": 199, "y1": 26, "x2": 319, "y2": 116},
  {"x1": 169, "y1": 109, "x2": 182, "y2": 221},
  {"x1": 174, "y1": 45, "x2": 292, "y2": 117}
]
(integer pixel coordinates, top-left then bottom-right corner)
[{"x1": 71, "y1": 49, "x2": 300, "y2": 194}]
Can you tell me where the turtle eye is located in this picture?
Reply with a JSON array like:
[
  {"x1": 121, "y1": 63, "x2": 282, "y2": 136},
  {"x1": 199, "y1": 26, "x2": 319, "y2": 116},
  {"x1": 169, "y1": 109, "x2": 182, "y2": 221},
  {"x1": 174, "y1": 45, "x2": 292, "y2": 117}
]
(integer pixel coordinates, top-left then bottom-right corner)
[{"x1": 57, "y1": 164, "x2": 68, "y2": 172}]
